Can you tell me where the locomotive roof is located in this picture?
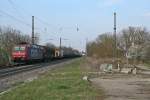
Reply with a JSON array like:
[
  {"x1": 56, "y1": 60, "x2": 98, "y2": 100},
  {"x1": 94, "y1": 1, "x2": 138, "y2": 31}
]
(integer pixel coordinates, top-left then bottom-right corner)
[{"x1": 14, "y1": 44, "x2": 57, "y2": 50}]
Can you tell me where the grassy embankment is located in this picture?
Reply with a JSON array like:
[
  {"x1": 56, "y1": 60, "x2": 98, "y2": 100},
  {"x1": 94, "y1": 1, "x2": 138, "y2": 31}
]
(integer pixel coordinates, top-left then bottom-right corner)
[{"x1": 0, "y1": 58, "x2": 103, "y2": 100}]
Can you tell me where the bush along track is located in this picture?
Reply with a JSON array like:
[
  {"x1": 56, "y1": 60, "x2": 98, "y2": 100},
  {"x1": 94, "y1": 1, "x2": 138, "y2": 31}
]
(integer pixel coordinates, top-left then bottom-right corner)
[
  {"x1": 0, "y1": 58, "x2": 104, "y2": 100},
  {"x1": 0, "y1": 48, "x2": 11, "y2": 66}
]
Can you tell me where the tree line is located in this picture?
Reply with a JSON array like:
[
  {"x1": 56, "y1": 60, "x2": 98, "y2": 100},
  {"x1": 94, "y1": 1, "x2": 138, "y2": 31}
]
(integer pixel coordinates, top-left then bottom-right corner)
[
  {"x1": 0, "y1": 26, "x2": 39, "y2": 65},
  {"x1": 0, "y1": 26, "x2": 78, "y2": 66},
  {"x1": 86, "y1": 26, "x2": 150, "y2": 63}
]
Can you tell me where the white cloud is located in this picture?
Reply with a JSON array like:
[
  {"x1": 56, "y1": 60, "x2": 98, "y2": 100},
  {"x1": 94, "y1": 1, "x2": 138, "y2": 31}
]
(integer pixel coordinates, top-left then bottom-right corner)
[{"x1": 102, "y1": 0, "x2": 122, "y2": 7}]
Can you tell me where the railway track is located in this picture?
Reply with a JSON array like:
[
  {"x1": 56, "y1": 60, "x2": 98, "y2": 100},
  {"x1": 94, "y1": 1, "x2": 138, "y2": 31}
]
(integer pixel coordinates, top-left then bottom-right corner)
[{"x1": 0, "y1": 59, "x2": 71, "y2": 78}]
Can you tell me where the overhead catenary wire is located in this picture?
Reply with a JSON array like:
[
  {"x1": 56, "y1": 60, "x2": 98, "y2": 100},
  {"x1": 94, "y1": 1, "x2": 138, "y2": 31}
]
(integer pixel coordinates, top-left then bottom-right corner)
[
  {"x1": 0, "y1": 10, "x2": 31, "y2": 28},
  {"x1": 7, "y1": 0, "x2": 56, "y2": 29},
  {"x1": 7, "y1": 0, "x2": 31, "y2": 18},
  {"x1": 0, "y1": 9, "x2": 44, "y2": 34},
  {"x1": 7, "y1": 0, "x2": 25, "y2": 19},
  {"x1": 7, "y1": 0, "x2": 79, "y2": 33},
  {"x1": 1, "y1": 6, "x2": 45, "y2": 33}
]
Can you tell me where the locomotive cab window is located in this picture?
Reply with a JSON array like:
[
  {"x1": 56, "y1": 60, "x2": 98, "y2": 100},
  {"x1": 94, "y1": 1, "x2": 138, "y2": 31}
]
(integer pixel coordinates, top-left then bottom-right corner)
[
  {"x1": 14, "y1": 46, "x2": 25, "y2": 51},
  {"x1": 20, "y1": 47, "x2": 25, "y2": 51},
  {"x1": 14, "y1": 47, "x2": 20, "y2": 51}
]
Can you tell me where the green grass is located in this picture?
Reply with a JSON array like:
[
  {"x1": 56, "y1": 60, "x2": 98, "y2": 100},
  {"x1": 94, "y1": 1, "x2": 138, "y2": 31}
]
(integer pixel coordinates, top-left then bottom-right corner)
[
  {"x1": 0, "y1": 58, "x2": 103, "y2": 100},
  {"x1": 143, "y1": 61, "x2": 150, "y2": 68}
]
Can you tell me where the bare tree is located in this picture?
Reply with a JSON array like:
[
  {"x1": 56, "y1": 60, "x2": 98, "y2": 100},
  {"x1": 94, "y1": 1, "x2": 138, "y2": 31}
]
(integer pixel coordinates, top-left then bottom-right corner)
[
  {"x1": 121, "y1": 27, "x2": 149, "y2": 49},
  {"x1": 45, "y1": 42, "x2": 56, "y2": 49},
  {"x1": 0, "y1": 26, "x2": 31, "y2": 65},
  {"x1": 87, "y1": 33, "x2": 120, "y2": 58},
  {"x1": 120, "y1": 27, "x2": 150, "y2": 60}
]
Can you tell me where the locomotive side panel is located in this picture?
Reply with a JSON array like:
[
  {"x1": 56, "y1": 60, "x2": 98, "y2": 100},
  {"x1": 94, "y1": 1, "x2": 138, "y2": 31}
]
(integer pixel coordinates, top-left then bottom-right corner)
[{"x1": 28, "y1": 45, "x2": 44, "y2": 60}]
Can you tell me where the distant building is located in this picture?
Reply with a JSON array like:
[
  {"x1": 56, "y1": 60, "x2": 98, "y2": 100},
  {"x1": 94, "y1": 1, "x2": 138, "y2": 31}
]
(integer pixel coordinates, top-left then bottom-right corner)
[{"x1": 126, "y1": 42, "x2": 140, "y2": 59}]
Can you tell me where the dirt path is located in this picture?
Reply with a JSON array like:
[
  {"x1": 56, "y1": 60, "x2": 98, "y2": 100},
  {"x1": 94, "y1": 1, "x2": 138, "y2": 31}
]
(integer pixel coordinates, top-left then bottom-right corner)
[{"x1": 91, "y1": 74, "x2": 150, "y2": 100}]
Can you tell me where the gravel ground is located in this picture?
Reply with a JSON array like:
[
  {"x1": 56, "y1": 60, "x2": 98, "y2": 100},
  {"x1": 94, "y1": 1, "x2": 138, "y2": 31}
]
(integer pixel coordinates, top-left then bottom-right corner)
[
  {"x1": 0, "y1": 59, "x2": 76, "y2": 93},
  {"x1": 91, "y1": 74, "x2": 150, "y2": 100}
]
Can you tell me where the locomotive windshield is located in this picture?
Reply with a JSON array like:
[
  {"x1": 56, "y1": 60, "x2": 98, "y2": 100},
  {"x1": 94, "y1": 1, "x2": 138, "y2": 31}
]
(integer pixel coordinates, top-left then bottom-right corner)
[{"x1": 14, "y1": 46, "x2": 25, "y2": 51}]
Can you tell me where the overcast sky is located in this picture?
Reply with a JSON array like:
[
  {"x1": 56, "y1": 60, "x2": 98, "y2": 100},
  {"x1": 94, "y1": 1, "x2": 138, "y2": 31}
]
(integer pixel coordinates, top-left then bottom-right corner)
[{"x1": 1, "y1": 0, "x2": 150, "y2": 51}]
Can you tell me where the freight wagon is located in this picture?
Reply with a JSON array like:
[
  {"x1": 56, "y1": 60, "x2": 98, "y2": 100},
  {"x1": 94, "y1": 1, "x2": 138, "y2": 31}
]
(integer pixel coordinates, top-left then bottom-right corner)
[{"x1": 12, "y1": 43, "x2": 81, "y2": 63}]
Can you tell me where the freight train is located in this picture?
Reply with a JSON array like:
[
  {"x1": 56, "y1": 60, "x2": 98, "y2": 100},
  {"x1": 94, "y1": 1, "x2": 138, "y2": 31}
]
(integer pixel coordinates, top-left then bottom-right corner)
[{"x1": 12, "y1": 43, "x2": 81, "y2": 63}]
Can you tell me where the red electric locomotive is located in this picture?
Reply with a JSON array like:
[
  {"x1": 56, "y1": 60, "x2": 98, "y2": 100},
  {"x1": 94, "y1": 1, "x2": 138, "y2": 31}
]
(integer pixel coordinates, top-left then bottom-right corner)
[{"x1": 12, "y1": 43, "x2": 44, "y2": 63}]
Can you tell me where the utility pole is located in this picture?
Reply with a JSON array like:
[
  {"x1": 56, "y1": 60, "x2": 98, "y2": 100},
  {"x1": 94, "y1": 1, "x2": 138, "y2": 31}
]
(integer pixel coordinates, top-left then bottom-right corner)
[
  {"x1": 113, "y1": 12, "x2": 117, "y2": 59},
  {"x1": 59, "y1": 37, "x2": 62, "y2": 57},
  {"x1": 32, "y1": 16, "x2": 34, "y2": 44},
  {"x1": 59, "y1": 37, "x2": 69, "y2": 57},
  {"x1": 114, "y1": 12, "x2": 120, "y2": 70},
  {"x1": 86, "y1": 38, "x2": 88, "y2": 56},
  {"x1": 60, "y1": 37, "x2": 62, "y2": 50}
]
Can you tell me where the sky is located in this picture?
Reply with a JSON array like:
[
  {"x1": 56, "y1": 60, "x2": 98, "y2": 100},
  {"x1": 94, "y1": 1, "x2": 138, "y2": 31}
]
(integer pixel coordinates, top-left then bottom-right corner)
[{"x1": 0, "y1": 0, "x2": 150, "y2": 51}]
